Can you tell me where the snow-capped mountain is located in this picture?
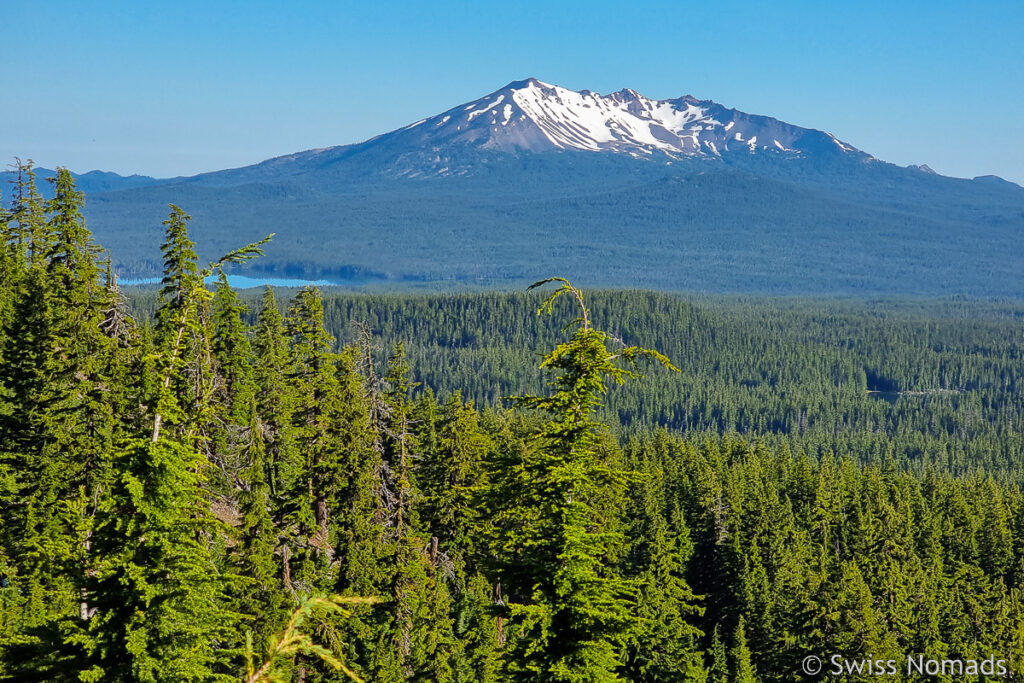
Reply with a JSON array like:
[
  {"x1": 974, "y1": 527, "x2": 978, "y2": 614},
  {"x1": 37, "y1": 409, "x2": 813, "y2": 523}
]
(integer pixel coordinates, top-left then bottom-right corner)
[
  {"x1": 209, "y1": 78, "x2": 873, "y2": 182},
  {"x1": 59, "y1": 77, "x2": 1023, "y2": 297},
  {"x1": 390, "y1": 77, "x2": 865, "y2": 160}
]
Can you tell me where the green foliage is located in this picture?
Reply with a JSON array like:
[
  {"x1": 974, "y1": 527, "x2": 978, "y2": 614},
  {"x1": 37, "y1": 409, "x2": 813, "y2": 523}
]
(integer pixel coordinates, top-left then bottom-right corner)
[
  {"x1": 256, "y1": 289, "x2": 1024, "y2": 475},
  {"x1": 708, "y1": 625, "x2": 728, "y2": 683},
  {"x1": 622, "y1": 460, "x2": 706, "y2": 681},
  {"x1": 243, "y1": 594, "x2": 381, "y2": 683},
  {"x1": 730, "y1": 616, "x2": 757, "y2": 683},
  {"x1": 251, "y1": 286, "x2": 297, "y2": 502},
  {"x1": 2, "y1": 173, "x2": 1024, "y2": 681},
  {"x1": 235, "y1": 412, "x2": 289, "y2": 653},
  {"x1": 0, "y1": 166, "x2": 120, "y2": 654},
  {"x1": 416, "y1": 391, "x2": 491, "y2": 577},
  {"x1": 7, "y1": 159, "x2": 47, "y2": 268},
  {"x1": 494, "y1": 278, "x2": 679, "y2": 682},
  {"x1": 283, "y1": 286, "x2": 345, "y2": 585},
  {"x1": 72, "y1": 439, "x2": 240, "y2": 682},
  {"x1": 156, "y1": 204, "x2": 200, "y2": 334}
]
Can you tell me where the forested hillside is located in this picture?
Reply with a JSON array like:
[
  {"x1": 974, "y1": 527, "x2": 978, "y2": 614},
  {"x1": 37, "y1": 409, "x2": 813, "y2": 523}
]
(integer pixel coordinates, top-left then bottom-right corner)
[
  {"x1": 2, "y1": 163, "x2": 1024, "y2": 681},
  {"x1": 76, "y1": 157, "x2": 1024, "y2": 297},
  {"x1": 128, "y1": 288, "x2": 1024, "y2": 475}
]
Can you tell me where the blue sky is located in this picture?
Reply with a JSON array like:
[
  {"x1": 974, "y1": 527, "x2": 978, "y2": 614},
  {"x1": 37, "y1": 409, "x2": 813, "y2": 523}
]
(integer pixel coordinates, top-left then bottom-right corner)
[{"x1": 2, "y1": 1, "x2": 1022, "y2": 183}]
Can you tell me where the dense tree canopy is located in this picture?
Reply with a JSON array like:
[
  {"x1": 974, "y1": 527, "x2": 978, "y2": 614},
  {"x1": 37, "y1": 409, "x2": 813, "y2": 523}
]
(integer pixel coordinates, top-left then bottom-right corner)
[{"x1": 1, "y1": 164, "x2": 1022, "y2": 681}]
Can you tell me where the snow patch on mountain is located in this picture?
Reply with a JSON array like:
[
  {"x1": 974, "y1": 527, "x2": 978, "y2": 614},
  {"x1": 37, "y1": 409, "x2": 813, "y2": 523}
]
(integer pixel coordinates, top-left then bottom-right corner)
[
  {"x1": 267, "y1": 78, "x2": 873, "y2": 179},
  {"x1": 378, "y1": 78, "x2": 867, "y2": 167}
]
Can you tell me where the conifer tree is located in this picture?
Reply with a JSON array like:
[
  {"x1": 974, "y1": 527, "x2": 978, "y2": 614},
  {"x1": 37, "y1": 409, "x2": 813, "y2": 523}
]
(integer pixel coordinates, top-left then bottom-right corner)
[
  {"x1": 235, "y1": 411, "x2": 290, "y2": 656},
  {"x1": 623, "y1": 473, "x2": 706, "y2": 682},
  {"x1": 730, "y1": 616, "x2": 757, "y2": 683},
  {"x1": 156, "y1": 205, "x2": 200, "y2": 330},
  {"x1": 0, "y1": 268, "x2": 51, "y2": 619},
  {"x1": 74, "y1": 438, "x2": 240, "y2": 682},
  {"x1": 211, "y1": 271, "x2": 255, "y2": 416},
  {"x1": 7, "y1": 159, "x2": 47, "y2": 268},
  {"x1": 831, "y1": 560, "x2": 890, "y2": 659},
  {"x1": 68, "y1": 210, "x2": 269, "y2": 682},
  {"x1": 414, "y1": 391, "x2": 504, "y2": 681},
  {"x1": 152, "y1": 204, "x2": 207, "y2": 442},
  {"x1": 0, "y1": 169, "x2": 115, "y2": 635},
  {"x1": 979, "y1": 480, "x2": 1014, "y2": 580},
  {"x1": 369, "y1": 344, "x2": 459, "y2": 682},
  {"x1": 418, "y1": 391, "x2": 492, "y2": 579},
  {"x1": 208, "y1": 271, "x2": 257, "y2": 489},
  {"x1": 283, "y1": 286, "x2": 345, "y2": 587},
  {"x1": 0, "y1": 191, "x2": 11, "y2": 257},
  {"x1": 331, "y1": 345, "x2": 384, "y2": 597},
  {"x1": 251, "y1": 286, "x2": 297, "y2": 503},
  {"x1": 494, "y1": 278, "x2": 678, "y2": 682},
  {"x1": 708, "y1": 625, "x2": 728, "y2": 683},
  {"x1": 450, "y1": 574, "x2": 502, "y2": 683},
  {"x1": 37, "y1": 168, "x2": 116, "y2": 625},
  {"x1": 45, "y1": 168, "x2": 96, "y2": 282},
  {"x1": 61, "y1": 208, "x2": 270, "y2": 682},
  {"x1": 0, "y1": 198, "x2": 14, "y2": 343}
]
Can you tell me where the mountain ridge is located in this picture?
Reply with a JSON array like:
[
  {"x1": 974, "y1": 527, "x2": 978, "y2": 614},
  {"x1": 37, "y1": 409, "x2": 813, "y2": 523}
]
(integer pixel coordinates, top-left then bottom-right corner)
[
  {"x1": 3, "y1": 78, "x2": 1022, "y2": 296},
  {"x1": 172, "y1": 77, "x2": 877, "y2": 184},
  {"x1": 5, "y1": 78, "x2": 1019, "y2": 188}
]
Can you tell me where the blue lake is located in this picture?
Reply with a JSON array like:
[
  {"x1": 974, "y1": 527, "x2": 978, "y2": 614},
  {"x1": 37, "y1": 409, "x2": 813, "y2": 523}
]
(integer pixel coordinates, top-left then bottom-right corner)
[{"x1": 119, "y1": 275, "x2": 337, "y2": 288}]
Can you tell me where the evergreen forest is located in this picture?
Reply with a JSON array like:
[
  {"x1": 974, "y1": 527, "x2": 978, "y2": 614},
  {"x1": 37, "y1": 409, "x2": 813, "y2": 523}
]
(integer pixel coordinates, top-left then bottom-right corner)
[{"x1": 2, "y1": 161, "x2": 1024, "y2": 681}]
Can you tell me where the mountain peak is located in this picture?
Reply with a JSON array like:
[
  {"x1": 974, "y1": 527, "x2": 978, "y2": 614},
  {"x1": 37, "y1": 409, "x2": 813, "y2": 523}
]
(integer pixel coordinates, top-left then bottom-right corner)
[
  {"x1": 501, "y1": 77, "x2": 551, "y2": 91},
  {"x1": 375, "y1": 79, "x2": 868, "y2": 167},
  {"x1": 66, "y1": 79, "x2": 1022, "y2": 297}
]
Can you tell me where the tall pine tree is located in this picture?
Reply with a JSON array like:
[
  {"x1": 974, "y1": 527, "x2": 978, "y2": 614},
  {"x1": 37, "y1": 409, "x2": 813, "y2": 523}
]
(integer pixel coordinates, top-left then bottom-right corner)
[{"x1": 494, "y1": 278, "x2": 678, "y2": 682}]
